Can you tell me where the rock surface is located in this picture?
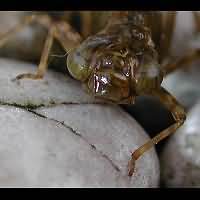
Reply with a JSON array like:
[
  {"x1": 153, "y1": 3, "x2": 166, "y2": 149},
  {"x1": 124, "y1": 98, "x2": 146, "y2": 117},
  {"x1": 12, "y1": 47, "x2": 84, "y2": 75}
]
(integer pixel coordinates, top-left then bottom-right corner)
[
  {"x1": 0, "y1": 58, "x2": 99, "y2": 106},
  {"x1": 36, "y1": 104, "x2": 160, "y2": 187},
  {"x1": 0, "y1": 58, "x2": 160, "y2": 187},
  {"x1": 160, "y1": 102, "x2": 200, "y2": 187},
  {"x1": 0, "y1": 104, "x2": 160, "y2": 187}
]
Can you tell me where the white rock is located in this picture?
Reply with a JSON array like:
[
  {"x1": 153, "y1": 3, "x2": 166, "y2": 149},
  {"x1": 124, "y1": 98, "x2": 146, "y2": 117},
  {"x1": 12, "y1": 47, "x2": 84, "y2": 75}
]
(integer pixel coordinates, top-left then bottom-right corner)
[
  {"x1": 160, "y1": 102, "x2": 200, "y2": 187},
  {"x1": 0, "y1": 57, "x2": 159, "y2": 187},
  {"x1": 0, "y1": 58, "x2": 99, "y2": 106},
  {"x1": 0, "y1": 105, "x2": 159, "y2": 187}
]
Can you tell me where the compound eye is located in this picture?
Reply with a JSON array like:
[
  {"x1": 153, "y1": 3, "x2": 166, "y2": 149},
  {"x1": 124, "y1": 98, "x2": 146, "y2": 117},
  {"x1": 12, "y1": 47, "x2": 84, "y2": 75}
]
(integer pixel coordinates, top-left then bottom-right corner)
[
  {"x1": 87, "y1": 71, "x2": 130, "y2": 102},
  {"x1": 67, "y1": 49, "x2": 90, "y2": 81},
  {"x1": 88, "y1": 72, "x2": 110, "y2": 95}
]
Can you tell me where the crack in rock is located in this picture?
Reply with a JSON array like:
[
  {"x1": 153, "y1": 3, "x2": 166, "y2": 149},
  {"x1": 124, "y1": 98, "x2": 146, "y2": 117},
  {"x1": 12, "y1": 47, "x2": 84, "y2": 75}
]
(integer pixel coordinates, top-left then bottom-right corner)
[
  {"x1": 3, "y1": 104, "x2": 122, "y2": 174},
  {"x1": 0, "y1": 101, "x2": 44, "y2": 109},
  {"x1": 56, "y1": 120, "x2": 121, "y2": 173},
  {"x1": 0, "y1": 101, "x2": 107, "y2": 110}
]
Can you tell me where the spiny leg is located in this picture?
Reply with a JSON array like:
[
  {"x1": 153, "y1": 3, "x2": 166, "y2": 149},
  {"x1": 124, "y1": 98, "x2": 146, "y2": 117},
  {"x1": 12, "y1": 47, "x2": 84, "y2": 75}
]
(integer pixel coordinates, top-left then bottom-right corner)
[
  {"x1": 80, "y1": 11, "x2": 92, "y2": 38},
  {"x1": 13, "y1": 26, "x2": 55, "y2": 80},
  {"x1": 0, "y1": 13, "x2": 51, "y2": 81},
  {"x1": 52, "y1": 20, "x2": 82, "y2": 51},
  {"x1": 128, "y1": 86, "x2": 186, "y2": 176},
  {"x1": 8, "y1": 13, "x2": 82, "y2": 81},
  {"x1": 17, "y1": 18, "x2": 83, "y2": 80}
]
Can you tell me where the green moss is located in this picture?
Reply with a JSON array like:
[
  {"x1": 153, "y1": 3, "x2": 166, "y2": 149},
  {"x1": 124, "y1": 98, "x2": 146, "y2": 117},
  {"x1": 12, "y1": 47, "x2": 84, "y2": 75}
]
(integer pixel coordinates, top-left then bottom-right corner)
[
  {"x1": 0, "y1": 101, "x2": 43, "y2": 110},
  {"x1": 0, "y1": 98, "x2": 61, "y2": 110}
]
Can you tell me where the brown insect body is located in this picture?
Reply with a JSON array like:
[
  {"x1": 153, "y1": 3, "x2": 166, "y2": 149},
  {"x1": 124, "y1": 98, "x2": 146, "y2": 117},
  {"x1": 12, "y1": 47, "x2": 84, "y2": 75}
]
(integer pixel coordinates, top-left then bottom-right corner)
[
  {"x1": 66, "y1": 11, "x2": 188, "y2": 176},
  {"x1": 67, "y1": 12, "x2": 163, "y2": 104}
]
